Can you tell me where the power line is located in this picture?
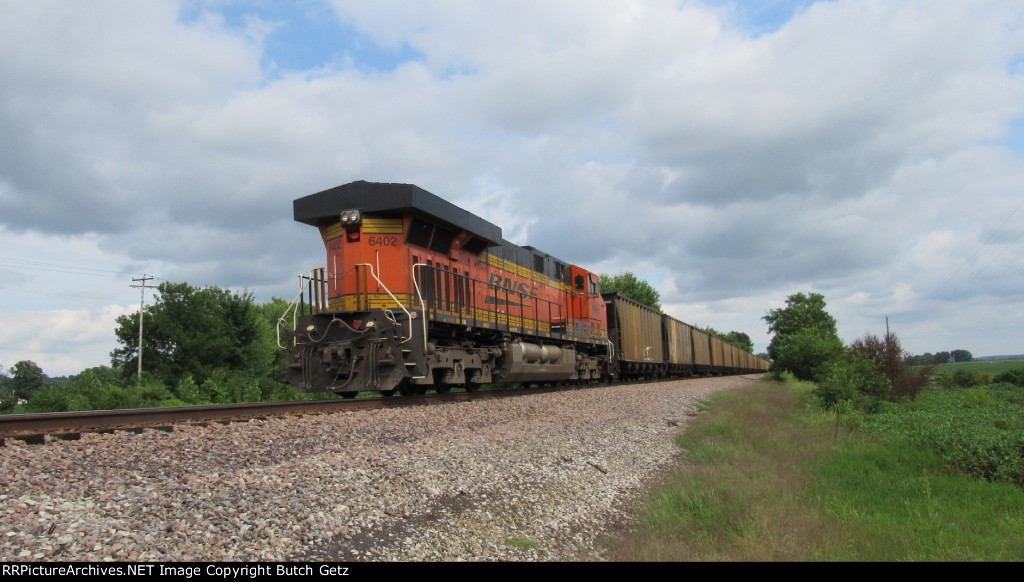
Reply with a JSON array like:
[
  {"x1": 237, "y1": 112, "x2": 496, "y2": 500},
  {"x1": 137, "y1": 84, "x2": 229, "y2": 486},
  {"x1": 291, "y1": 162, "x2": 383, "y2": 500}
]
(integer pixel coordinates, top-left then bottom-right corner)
[
  {"x1": 963, "y1": 227, "x2": 1024, "y2": 287},
  {"x1": 0, "y1": 256, "x2": 130, "y2": 277},
  {"x1": 921, "y1": 198, "x2": 1024, "y2": 303}
]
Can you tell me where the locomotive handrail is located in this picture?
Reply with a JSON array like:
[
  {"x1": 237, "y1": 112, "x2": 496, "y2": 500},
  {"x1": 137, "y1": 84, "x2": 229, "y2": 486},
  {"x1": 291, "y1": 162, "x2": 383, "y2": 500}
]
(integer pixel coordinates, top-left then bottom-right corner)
[
  {"x1": 411, "y1": 263, "x2": 430, "y2": 355},
  {"x1": 354, "y1": 263, "x2": 414, "y2": 344},
  {"x1": 276, "y1": 269, "x2": 329, "y2": 349},
  {"x1": 277, "y1": 272, "x2": 310, "y2": 349}
]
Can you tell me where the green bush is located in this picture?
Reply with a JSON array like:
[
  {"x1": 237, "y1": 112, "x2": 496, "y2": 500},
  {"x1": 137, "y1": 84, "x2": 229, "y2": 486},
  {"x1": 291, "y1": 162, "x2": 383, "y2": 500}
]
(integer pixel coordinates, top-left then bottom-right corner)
[
  {"x1": 25, "y1": 383, "x2": 71, "y2": 412},
  {"x1": 0, "y1": 379, "x2": 15, "y2": 413},
  {"x1": 769, "y1": 328, "x2": 845, "y2": 382},
  {"x1": 25, "y1": 367, "x2": 172, "y2": 412},
  {"x1": 199, "y1": 368, "x2": 263, "y2": 404},
  {"x1": 945, "y1": 369, "x2": 991, "y2": 388},
  {"x1": 814, "y1": 354, "x2": 891, "y2": 413},
  {"x1": 891, "y1": 363, "x2": 931, "y2": 401},
  {"x1": 960, "y1": 387, "x2": 995, "y2": 407},
  {"x1": 993, "y1": 368, "x2": 1024, "y2": 387},
  {"x1": 173, "y1": 376, "x2": 203, "y2": 404},
  {"x1": 262, "y1": 379, "x2": 302, "y2": 402}
]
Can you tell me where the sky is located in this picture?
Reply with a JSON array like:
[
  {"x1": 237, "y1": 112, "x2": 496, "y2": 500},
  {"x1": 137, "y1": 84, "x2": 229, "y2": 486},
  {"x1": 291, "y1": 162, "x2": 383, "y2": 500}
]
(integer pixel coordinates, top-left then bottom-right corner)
[{"x1": 1, "y1": 0, "x2": 1023, "y2": 377}]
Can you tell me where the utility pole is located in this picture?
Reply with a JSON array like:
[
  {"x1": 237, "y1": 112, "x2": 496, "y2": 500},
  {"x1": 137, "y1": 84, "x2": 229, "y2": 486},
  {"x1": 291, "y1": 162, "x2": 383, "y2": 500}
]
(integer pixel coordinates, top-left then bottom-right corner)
[{"x1": 131, "y1": 275, "x2": 155, "y2": 385}]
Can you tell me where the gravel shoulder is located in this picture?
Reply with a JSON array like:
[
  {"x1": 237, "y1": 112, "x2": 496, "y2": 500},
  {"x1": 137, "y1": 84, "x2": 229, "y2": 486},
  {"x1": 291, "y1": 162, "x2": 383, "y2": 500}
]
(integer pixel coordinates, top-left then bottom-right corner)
[{"x1": 0, "y1": 375, "x2": 761, "y2": 561}]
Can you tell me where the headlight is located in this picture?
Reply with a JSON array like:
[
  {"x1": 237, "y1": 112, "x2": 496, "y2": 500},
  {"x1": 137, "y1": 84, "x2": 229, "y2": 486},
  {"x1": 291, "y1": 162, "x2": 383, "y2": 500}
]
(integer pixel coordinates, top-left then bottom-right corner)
[{"x1": 339, "y1": 209, "x2": 362, "y2": 227}]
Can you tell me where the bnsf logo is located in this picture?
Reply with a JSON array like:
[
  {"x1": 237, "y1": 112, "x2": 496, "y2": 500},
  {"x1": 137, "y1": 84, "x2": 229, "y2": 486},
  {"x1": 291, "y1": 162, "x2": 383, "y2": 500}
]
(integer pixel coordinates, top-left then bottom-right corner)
[{"x1": 488, "y1": 273, "x2": 539, "y2": 297}]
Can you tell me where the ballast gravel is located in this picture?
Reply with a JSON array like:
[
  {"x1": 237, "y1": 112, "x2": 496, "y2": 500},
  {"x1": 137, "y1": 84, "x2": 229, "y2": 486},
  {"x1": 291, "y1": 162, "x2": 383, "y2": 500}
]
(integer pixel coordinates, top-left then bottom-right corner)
[{"x1": 0, "y1": 375, "x2": 761, "y2": 562}]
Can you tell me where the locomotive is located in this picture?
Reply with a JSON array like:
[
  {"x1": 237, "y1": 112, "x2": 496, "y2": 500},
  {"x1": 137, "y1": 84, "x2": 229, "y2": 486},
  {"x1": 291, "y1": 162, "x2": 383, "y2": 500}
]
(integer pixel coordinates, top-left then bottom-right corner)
[{"x1": 279, "y1": 181, "x2": 768, "y2": 396}]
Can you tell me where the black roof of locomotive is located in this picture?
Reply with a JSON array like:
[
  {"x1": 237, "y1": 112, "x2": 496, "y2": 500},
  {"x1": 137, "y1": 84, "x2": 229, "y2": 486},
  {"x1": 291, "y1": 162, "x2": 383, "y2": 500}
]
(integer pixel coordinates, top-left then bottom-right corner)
[{"x1": 293, "y1": 181, "x2": 503, "y2": 246}]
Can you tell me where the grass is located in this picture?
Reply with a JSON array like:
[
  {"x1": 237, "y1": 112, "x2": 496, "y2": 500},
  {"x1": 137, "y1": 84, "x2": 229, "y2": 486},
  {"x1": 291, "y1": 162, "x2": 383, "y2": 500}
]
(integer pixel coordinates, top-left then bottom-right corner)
[
  {"x1": 504, "y1": 535, "x2": 541, "y2": 550},
  {"x1": 606, "y1": 377, "x2": 1024, "y2": 561}
]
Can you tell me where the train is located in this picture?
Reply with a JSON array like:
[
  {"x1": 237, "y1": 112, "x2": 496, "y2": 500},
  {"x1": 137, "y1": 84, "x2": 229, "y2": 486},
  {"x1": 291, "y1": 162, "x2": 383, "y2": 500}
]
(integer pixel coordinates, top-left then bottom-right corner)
[{"x1": 278, "y1": 180, "x2": 768, "y2": 396}]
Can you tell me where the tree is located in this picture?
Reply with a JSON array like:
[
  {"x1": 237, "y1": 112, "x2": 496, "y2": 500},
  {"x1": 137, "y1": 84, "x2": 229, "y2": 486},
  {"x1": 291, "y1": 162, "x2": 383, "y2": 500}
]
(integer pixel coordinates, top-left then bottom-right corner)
[
  {"x1": 598, "y1": 272, "x2": 661, "y2": 311},
  {"x1": 699, "y1": 326, "x2": 755, "y2": 354},
  {"x1": 814, "y1": 353, "x2": 891, "y2": 413},
  {"x1": 763, "y1": 292, "x2": 842, "y2": 380},
  {"x1": 0, "y1": 365, "x2": 14, "y2": 413},
  {"x1": 763, "y1": 292, "x2": 838, "y2": 361},
  {"x1": 255, "y1": 297, "x2": 294, "y2": 383},
  {"x1": 849, "y1": 331, "x2": 930, "y2": 402},
  {"x1": 849, "y1": 332, "x2": 901, "y2": 384},
  {"x1": 769, "y1": 327, "x2": 844, "y2": 381},
  {"x1": 910, "y1": 349, "x2": 972, "y2": 365},
  {"x1": 909, "y1": 352, "x2": 934, "y2": 366},
  {"x1": 111, "y1": 282, "x2": 265, "y2": 387},
  {"x1": 721, "y1": 331, "x2": 754, "y2": 354},
  {"x1": 951, "y1": 349, "x2": 973, "y2": 363},
  {"x1": 8, "y1": 360, "x2": 44, "y2": 400}
]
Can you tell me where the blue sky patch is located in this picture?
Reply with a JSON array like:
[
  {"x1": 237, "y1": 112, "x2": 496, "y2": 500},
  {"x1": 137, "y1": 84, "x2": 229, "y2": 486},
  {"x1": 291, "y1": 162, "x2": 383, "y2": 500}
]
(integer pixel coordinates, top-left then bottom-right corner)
[
  {"x1": 703, "y1": 0, "x2": 822, "y2": 36},
  {"x1": 993, "y1": 117, "x2": 1024, "y2": 153},
  {"x1": 178, "y1": 0, "x2": 422, "y2": 76}
]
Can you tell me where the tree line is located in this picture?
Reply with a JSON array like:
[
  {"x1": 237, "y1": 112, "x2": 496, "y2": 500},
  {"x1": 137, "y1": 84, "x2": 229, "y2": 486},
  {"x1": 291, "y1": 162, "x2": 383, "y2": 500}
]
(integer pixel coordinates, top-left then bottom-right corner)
[
  {"x1": 8, "y1": 273, "x2": 755, "y2": 413},
  {"x1": 0, "y1": 277, "x2": 977, "y2": 415},
  {"x1": 1, "y1": 282, "x2": 305, "y2": 414},
  {"x1": 908, "y1": 350, "x2": 973, "y2": 365}
]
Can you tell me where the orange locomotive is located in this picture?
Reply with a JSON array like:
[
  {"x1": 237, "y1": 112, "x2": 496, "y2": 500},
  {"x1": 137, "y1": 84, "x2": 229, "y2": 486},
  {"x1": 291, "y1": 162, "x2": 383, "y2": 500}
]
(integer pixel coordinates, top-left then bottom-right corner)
[{"x1": 283, "y1": 181, "x2": 611, "y2": 396}]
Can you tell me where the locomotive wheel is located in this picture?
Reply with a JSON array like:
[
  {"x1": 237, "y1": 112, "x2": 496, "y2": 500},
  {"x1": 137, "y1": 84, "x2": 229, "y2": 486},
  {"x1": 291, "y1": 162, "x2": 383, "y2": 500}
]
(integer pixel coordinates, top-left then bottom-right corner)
[
  {"x1": 379, "y1": 390, "x2": 396, "y2": 397},
  {"x1": 340, "y1": 392, "x2": 357, "y2": 399}
]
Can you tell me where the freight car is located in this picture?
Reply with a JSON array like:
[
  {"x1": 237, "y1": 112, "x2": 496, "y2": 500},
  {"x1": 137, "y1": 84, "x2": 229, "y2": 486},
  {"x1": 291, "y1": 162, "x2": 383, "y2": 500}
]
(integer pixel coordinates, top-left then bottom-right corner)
[
  {"x1": 279, "y1": 181, "x2": 767, "y2": 396},
  {"x1": 603, "y1": 293, "x2": 769, "y2": 379}
]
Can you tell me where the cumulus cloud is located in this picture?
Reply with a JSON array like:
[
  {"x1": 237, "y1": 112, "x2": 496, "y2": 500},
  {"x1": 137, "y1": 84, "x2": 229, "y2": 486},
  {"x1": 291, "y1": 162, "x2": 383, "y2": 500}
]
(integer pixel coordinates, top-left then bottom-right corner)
[
  {"x1": 0, "y1": 306, "x2": 134, "y2": 376},
  {"x1": 0, "y1": 0, "x2": 1022, "y2": 375}
]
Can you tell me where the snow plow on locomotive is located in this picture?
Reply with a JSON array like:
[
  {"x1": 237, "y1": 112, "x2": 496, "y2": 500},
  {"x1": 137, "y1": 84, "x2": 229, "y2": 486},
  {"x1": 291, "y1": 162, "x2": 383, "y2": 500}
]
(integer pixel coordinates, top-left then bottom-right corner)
[{"x1": 278, "y1": 181, "x2": 768, "y2": 396}]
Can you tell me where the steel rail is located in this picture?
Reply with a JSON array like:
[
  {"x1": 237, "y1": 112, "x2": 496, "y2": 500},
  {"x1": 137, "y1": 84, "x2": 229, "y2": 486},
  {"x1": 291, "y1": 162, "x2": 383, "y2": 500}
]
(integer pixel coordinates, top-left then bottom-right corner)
[
  {"x1": 0, "y1": 375, "x2": 764, "y2": 444},
  {"x1": 0, "y1": 385, "x2": 567, "y2": 443},
  {"x1": 0, "y1": 398, "x2": 392, "y2": 442}
]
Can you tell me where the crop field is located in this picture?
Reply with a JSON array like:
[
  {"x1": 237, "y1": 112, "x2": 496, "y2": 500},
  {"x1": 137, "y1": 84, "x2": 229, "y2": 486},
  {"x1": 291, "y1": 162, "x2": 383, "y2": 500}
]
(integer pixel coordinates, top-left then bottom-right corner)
[
  {"x1": 609, "y1": 376, "x2": 1024, "y2": 561},
  {"x1": 930, "y1": 359, "x2": 1024, "y2": 377}
]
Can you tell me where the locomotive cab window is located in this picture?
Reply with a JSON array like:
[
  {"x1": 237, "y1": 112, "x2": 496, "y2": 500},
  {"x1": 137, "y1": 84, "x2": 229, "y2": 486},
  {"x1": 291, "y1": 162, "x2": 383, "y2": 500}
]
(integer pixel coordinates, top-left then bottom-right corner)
[
  {"x1": 462, "y1": 236, "x2": 489, "y2": 255},
  {"x1": 575, "y1": 274, "x2": 585, "y2": 291},
  {"x1": 407, "y1": 218, "x2": 433, "y2": 248},
  {"x1": 407, "y1": 217, "x2": 455, "y2": 254},
  {"x1": 429, "y1": 226, "x2": 454, "y2": 254}
]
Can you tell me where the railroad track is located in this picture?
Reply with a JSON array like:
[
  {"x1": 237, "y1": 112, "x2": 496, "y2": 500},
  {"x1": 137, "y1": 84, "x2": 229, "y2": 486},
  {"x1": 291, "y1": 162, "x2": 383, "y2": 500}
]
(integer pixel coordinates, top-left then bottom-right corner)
[
  {"x1": 0, "y1": 374, "x2": 763, "y2": 445},
  {"x1": 0, "y1": 384, "x2": 574, "y2": 445}
]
